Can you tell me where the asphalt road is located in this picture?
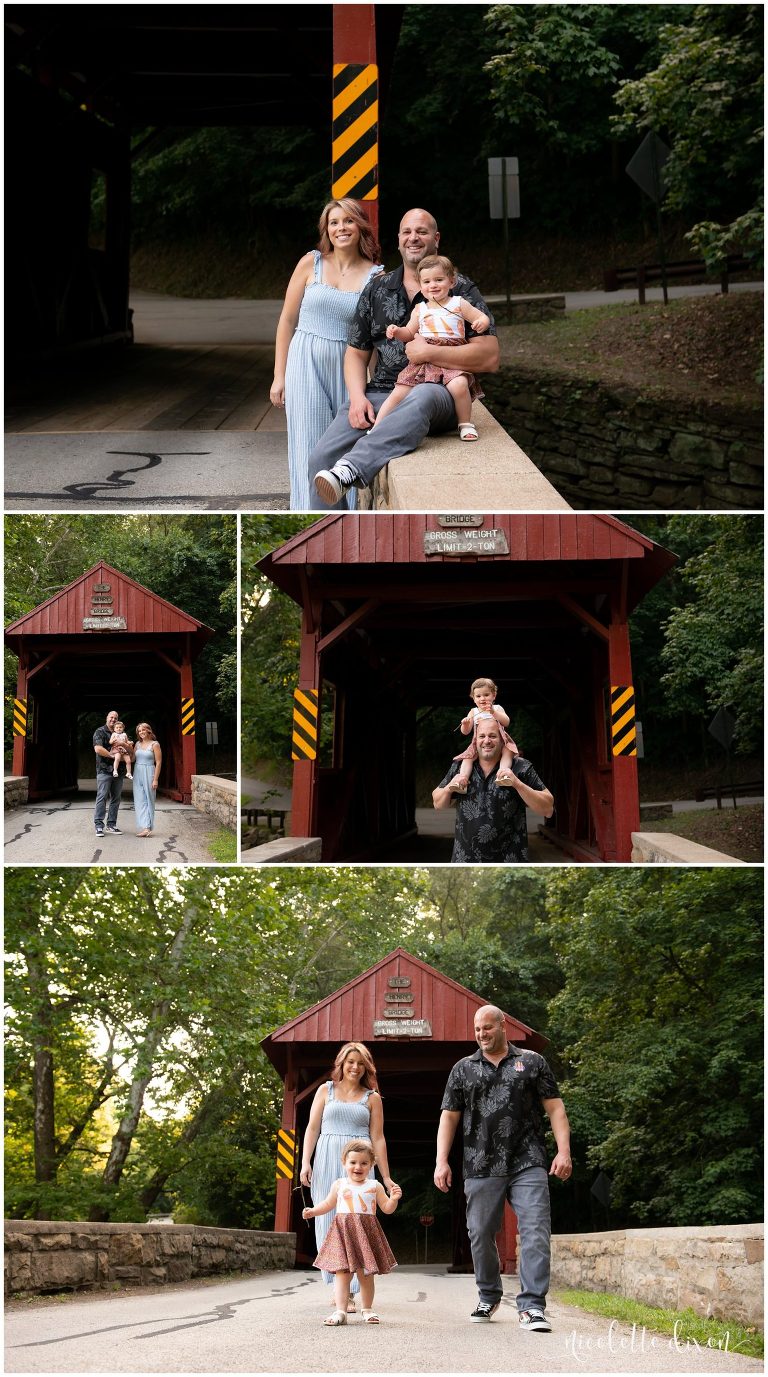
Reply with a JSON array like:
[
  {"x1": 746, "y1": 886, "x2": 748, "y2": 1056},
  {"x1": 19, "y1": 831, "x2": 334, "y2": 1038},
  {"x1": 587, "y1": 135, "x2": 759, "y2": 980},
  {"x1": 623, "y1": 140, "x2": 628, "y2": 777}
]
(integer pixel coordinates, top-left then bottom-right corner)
[
  {"x1": 4, "y1": 787, "x2": 221, "y2": 865},
  {"x1": 5, "y1": 1266, "x2": 761, "y2": 1374}
]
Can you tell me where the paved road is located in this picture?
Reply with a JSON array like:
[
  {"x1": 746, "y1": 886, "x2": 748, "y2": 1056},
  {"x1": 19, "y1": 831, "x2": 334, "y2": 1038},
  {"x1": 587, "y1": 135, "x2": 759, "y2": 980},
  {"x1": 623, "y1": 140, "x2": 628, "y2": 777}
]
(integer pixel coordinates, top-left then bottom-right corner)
[
  {"x1": 5, "y1": 1266, "x2": 760, "y2": 1374},
  {"x1": 4, "y1": 785, "x2": 222, "y2": 865}
]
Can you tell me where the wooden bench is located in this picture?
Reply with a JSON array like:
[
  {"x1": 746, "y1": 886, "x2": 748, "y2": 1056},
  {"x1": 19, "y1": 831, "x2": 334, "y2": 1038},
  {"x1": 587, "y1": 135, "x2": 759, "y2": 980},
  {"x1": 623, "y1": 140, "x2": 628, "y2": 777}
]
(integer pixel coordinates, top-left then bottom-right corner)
[
  {"x1": 240, "y1": 806, "x2": 288, "y2": 833},
  {"x1": 603, "y1": 255, "x2": 753, "y2": 305},
  {"x1": 693, "y1": 780, "x2": 763, "y2": 809}
]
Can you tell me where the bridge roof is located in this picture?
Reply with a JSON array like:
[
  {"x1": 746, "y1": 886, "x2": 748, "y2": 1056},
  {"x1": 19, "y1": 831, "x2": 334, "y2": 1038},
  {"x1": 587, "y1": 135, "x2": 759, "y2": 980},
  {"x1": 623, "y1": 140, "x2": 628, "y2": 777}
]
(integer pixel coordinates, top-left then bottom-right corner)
[
  {"x1": 5, "y1": 561, "x2": 214, "y2": 654},
  {"x1": 262, "y1": 947, "x2": 546, "y2": 1076}
]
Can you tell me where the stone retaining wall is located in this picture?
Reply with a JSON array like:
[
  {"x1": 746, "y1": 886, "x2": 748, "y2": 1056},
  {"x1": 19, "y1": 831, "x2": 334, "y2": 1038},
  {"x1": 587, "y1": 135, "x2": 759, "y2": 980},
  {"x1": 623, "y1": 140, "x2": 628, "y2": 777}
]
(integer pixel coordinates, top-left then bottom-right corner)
[
  {"x1": 484, "y1": 368, "x2": 762, "y2": 509},
  {"x1": 191, "y1": 774, "x2": 237, "y2": 830},
  {"x1": 631, "y1": 832, "x2": 746, "y2": 865},
  {"x1": 4, "y1": 1220, "x2": 295, "y2": 1296},
  {"x1": 4, "y1": 776, "x2": 28, "y2": 810},
  {"x1": 241, "y1": 836, "x2": 323, "y2": 864},
  {"x1": 551, "y1": 1225, "x2": 764, "y2": 1326}
]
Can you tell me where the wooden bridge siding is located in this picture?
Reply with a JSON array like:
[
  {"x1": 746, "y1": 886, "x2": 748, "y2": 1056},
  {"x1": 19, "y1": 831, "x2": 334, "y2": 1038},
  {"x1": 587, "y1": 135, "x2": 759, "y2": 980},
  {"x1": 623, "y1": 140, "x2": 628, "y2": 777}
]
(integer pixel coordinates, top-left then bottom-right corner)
[{"x1": 7, "y1": 562, "x2": 206, "y2": 640}]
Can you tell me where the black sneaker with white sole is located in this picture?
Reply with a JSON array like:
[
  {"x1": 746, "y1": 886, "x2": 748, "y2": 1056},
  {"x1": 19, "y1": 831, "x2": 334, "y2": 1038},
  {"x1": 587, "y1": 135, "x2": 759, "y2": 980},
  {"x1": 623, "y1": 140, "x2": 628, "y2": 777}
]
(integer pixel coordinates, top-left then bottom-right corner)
[
  {"x1": 314, "y1": 462, "x2": 360, "y2": 505},
  {"x1": 95, "y1": 826, "x2": 105, "y2": 837},
  {"x1": 470, "y1": 1301, "x2": 500, "y2": 1323},
  {"x1": 519, "y1": 1309, "x2": 551, "y2": 1332},
  {"x1": 105, "y1": 824, "x2": 122, "y2": 834}
]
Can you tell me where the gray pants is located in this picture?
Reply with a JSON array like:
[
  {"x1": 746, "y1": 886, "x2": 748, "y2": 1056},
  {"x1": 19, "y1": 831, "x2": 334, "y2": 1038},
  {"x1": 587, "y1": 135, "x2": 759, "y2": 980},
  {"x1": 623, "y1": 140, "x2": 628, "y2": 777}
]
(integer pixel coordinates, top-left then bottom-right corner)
[
  {"x1": 464, "y1": 1167, "x2": 551, "y2": 1312},
  {"x1": 306, "y1": 383, "x2": 457, "y2": 511},
  {"x1": 94, "y1": 773, "x2": 124, "y2": 829}
]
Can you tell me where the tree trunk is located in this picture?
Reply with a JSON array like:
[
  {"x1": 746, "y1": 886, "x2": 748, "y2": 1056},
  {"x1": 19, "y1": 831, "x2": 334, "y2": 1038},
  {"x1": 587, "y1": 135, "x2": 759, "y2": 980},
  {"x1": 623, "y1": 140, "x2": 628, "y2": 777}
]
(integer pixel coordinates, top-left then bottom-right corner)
[{"x1": 27, "y1": 954, "x2": 57, "y2": 1216}]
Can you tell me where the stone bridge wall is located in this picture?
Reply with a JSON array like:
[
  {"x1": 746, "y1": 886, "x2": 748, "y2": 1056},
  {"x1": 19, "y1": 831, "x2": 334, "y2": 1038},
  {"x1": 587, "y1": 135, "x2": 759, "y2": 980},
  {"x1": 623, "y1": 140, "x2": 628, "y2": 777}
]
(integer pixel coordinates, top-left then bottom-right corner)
[
  {"x1": 551, "y1": 1225, "x2": 764, "y2": 1326},
  {"x1": 484, "y1": 369, "x2": 762, "y2": 510},
  {"x1": 4, "y1": 776, "x2": 29, "y2": 810},
  {"x1": 4, "y1": 1220, "x2": 295, "y2": 1296},
  {"x1": 191, "y1": 775, "x2": 237, "y2": 830}
]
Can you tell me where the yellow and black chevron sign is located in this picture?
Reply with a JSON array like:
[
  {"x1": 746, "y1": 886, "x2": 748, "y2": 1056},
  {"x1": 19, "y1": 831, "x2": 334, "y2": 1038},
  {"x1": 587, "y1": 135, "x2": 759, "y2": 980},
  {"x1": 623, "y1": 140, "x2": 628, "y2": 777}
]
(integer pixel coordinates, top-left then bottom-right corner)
[
  {"x1": 276, "y1": 1127, "x2": 296, "y2": 1182},
  {"x1": 332, "y1": 63, "x2": 378, "y2": 202},
  {"x1": 611, "y1": 685, "x2": 637, "y2": 756},
  {"x1": 181, "y1": 697, "x2": 195, "y2": 736},
  {"x1": 13, "y1": 698, "x2": 27, "y2": 736},
  {"x1": 292, "y1": 688, "x2": 318, "y2": 761}
]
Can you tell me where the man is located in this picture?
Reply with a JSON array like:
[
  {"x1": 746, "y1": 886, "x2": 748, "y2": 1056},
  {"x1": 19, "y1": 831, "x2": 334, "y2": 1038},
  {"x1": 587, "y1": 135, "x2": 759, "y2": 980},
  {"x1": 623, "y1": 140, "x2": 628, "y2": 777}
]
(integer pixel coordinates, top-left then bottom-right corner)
[
  {"x1": 432, "y1": 717, "x2": 554, "y2": 863},
  {"x1": 309, "y1": 208, "x2": 499, "y2": 508},
  {"x1": 93, "y1": 709, "x2": 127, "y2": 838},
  {"x1": 435, "y1": 1005, "x2": 572, "y2": 1333}
]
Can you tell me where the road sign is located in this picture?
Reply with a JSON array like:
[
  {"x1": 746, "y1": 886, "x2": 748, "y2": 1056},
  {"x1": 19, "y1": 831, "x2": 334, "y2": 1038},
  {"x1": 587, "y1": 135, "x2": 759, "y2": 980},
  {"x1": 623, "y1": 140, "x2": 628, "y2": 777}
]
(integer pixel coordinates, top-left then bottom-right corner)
[
  {"x1": 626, "y1": 132, "x2": 670, "y2": 204},
  {"x1": 708, "y1": 706, "x2": 736, "y2": 750},
  {"x1": 591, "y1": 1171, "x2": 612, "y2": 1207},
  {"x1": 205, "y1": 721, "x2": 219, "y2": 745},
  {"x1": 488, "y1": 157, "x2": 520, "y2": 220}
]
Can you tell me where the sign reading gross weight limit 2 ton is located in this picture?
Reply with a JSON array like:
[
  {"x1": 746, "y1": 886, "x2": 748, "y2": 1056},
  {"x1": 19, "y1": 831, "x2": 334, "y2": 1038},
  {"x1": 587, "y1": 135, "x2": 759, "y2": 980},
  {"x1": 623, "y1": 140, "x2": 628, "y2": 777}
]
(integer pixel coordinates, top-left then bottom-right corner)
[{"x1": 424, "y1": 528, "x2": 510, "y2": 556}]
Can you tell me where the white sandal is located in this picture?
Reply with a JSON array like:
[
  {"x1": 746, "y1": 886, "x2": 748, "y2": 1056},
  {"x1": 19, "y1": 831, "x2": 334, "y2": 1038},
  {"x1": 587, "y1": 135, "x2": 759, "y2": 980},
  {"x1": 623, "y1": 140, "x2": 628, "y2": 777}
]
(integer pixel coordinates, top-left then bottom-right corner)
[
  {"x1": 362, "y1": 1309, "x2": 380, "y2": 1324},
  {"x1": 459, "y1": 423, "x2": 479, "y2": 441},
  {"x1": 324, "y1": 1310, "x2": 347, "y2": 1326}
]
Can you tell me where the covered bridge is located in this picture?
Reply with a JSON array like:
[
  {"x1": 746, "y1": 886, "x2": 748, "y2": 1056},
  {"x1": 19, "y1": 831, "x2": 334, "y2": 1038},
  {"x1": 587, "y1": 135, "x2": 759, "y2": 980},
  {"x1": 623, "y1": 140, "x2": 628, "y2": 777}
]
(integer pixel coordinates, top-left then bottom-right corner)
[
  {"x1": 263, "y1": 947, "x2": 548, "y2": 1274},
  {"x1": 259, "y1": 513, "x2": 676, "y2": 862},
  {"x1": 5, "y1": 560, "x2": 213, "y2": 801}
]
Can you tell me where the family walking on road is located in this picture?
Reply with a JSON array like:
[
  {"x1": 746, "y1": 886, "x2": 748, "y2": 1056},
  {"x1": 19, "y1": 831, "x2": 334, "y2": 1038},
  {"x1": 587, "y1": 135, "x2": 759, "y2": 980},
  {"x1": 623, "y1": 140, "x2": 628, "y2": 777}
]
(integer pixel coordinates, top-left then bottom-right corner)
[
  {"x1": 93, "y1": 710, "x2": 162, "y2": 839},
  {"x1": 299, "y1": 1012, "x2": 571, "y2": 1330},
  {"x1": 272, "y1": 203, "x2": 498, "y2": 510}
]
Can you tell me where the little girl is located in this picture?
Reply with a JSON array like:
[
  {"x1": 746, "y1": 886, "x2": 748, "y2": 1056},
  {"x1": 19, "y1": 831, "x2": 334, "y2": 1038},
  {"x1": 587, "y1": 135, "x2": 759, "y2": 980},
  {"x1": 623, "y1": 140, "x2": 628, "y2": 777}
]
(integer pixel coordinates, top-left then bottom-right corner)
[
  {"x1": 109, "y1": 722, "x2": 133, "y2": 779},
  {"x1": 303, "y1": 1139, "x2": 401, "y2": 1326},
  {"x1": 451, "y1": 678, "x2": 519, "y2": 792},
  {"x1": 374, "y1": 254, "x2": 490, "y2": 441}
]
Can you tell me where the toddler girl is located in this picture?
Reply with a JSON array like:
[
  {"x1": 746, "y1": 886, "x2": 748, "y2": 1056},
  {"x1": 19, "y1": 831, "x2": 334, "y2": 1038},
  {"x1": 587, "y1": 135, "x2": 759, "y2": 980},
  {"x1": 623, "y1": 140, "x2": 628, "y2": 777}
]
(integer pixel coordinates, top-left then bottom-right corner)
[
  {"x1": 451, "y1": 678, "x2": 519, "y2": 792},
  {"x1": 303, "y1": 1139, "x2": 401, "y2": 1326},
  {"x1": 109, "y1": 722, "x2": 133, "y2": 779},
  {"x1": 374, "y1": 254, "x2": 490, "y2": 441}
]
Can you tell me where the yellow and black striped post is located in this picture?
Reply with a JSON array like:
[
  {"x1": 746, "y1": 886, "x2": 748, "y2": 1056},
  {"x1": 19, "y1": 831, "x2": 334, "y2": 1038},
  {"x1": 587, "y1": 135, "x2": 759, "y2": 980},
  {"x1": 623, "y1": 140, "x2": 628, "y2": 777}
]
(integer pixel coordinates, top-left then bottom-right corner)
[
  {"x1": 611, "y1": 685, "x2": 637, "y2": 756},
  {"x1": 276, "y1": 1127, "x2": 297, "y2": 1183},
  {"x1": 13, "y1": 697, "x2": 27, "y2": 736},
  {"x1": 181, "y1": 696, "x2": 195, "y2": 736},
  {"x1": 292, "y1": 688, "x2": 318, "y2": 761},
  {"x1": 332, "y1": 63, "x2": 378, "y2": 203}
]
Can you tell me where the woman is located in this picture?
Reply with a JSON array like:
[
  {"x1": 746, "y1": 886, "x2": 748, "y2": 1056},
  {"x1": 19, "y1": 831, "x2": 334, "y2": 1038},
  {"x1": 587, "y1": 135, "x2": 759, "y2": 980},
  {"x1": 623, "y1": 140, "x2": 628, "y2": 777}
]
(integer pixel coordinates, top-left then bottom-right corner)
[
  {"x1": 132, "y1": 722, "x2": 162, "y2": 837},
  {"x1": 300, "y1": 1042, "x2": 398, "y2": 1307},
  {"x1": 270, "y1": 199, "x2": 382, "y2": 511}
]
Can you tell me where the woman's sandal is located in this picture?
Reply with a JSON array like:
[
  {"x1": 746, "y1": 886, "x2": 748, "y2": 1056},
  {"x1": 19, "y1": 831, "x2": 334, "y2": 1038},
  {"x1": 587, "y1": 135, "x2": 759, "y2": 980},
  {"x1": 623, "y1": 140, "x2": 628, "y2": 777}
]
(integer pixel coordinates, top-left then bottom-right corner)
[
  {"x1": 324, "y1": 1311, "x2": 347, "y2": 1326},
  {"x1": 362, "y1": 1309, "x2": 380, "y2": 1324},
  {"x1": 459, "y1": 423, "x2": 479, "y2": 441}
]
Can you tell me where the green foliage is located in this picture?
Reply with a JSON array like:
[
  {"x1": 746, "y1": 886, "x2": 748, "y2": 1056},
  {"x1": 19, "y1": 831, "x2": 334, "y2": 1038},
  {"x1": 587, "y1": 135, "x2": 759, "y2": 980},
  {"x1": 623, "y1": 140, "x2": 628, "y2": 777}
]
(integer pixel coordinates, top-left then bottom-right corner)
[
  {"x1": 557, "y1": 1292, "x2": 763, "y2": 1360},
  {"x1": 612, "y1": 5, "x2": 764, "y2": 251}
]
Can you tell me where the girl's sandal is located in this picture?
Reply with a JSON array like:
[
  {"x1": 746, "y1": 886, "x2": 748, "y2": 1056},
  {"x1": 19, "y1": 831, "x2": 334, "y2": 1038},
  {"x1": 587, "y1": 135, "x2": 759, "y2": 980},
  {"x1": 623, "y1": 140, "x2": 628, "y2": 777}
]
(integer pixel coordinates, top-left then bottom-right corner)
[
  {"x1": 362, "y1": 1309, "x2": 380, "y2": 1324},
  {"x1": 458, "y1": 423, "x2": 479, "y2": 441},
  {"x1": 324, "y1": 1311, "x2": 347, "y2": 1326}
]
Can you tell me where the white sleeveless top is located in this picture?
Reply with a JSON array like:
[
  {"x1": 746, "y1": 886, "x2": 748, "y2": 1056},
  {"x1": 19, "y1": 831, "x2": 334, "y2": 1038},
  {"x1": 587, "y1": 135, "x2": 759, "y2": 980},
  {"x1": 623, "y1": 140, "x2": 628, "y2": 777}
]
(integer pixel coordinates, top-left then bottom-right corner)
[
  {"x1": 418, "y1": 298, "x2": 466, "y2": 341},
  {"x1": 335, "y1": 1179, "x2": 378, "y2": 1214}
]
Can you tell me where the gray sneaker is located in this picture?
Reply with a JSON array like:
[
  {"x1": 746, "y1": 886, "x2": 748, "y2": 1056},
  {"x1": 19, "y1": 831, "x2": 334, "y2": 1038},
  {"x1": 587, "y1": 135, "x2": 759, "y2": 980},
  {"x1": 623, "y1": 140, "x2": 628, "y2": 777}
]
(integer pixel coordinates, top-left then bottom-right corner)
[
  {"x1": 519, "y1": 1309, "x2": 551, "y2": 1332},
  {"x1": 314, "y1": 462, "x2": 359, "y2": 505}
]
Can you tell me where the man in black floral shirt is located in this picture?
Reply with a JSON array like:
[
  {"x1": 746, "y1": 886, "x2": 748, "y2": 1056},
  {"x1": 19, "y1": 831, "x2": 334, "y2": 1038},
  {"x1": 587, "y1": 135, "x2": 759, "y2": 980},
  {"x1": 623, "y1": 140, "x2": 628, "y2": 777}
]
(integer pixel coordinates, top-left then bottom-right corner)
[
  {"x1": 309, "y1": 207, "x2": 499, "y2": 508},
  {"x1": 435, "y1": 1005, "x2": 572, "y2": 1332},
  {"x1": 432, "y1": 716, "x2": 553, "y2": 862}
]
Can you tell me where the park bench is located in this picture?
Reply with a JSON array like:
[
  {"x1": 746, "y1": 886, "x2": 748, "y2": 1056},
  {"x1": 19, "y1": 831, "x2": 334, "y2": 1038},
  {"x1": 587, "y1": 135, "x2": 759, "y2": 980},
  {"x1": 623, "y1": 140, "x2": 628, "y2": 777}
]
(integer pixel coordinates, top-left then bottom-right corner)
[
  {"x1": 603, "y1": 254, "x2": 753, "y2": 305},
  {"x1": 240, "y1": 805, "x2": 288, "y2": 833},
  {"x1": 693, "y1": 779, "x2": 763, "y2": 809}
]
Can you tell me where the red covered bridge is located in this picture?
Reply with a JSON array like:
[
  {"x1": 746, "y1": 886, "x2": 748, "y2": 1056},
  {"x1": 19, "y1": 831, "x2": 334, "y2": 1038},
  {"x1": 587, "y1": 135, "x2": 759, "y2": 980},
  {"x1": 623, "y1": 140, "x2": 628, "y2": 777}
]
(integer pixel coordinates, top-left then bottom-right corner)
[
  {"x1": 259, "y1": 513, "x2": 676, "y2": 862},
  {"x1": 5, "y1": 561, "x2": 213, "y2": 801},
  {"x1": 263, "y1": 947, "x2": 547, "y2": 1274}
]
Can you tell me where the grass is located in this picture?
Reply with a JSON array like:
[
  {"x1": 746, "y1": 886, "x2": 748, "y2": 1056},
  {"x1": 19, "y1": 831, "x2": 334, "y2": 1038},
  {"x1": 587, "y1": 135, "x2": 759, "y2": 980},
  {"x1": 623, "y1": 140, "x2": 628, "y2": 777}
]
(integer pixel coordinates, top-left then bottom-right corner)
[
  {"x1": 555, "y1": 1289, "x2": 763, "y2": 1360},
  {"x1": 206, "y1": 827, "x2": 238, "y2": 863},
  {"x1": 645, "y1": 805, "x2": 763, "y2": 862}
]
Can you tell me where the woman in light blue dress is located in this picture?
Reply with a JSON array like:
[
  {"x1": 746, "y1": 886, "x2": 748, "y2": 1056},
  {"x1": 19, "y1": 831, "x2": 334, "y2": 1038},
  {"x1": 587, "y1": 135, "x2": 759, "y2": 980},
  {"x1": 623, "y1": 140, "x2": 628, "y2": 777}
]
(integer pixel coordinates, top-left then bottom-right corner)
[
  {"x1": 300, "y1": 1042, "x2": 398, "y2": 1304},
  {"x1": 132, "y1": 722, "x2": 162, "y2": 837},
  {"x1": 270, "y1": 199, "x2": 382, "y2": 511}
]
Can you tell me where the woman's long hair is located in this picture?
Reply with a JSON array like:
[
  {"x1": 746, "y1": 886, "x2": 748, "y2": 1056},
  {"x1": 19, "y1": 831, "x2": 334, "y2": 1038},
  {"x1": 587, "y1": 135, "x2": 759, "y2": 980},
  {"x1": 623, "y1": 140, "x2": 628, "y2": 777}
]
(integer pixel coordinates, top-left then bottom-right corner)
[
  {"x1": 332, "y1": 1041, "x2": 379, "y2": 1092},
  {"x1": 134, "y1": 722, "x2": 158, "y2": 742},
  {"x1": 317, "y1": 198, "x2": 381, "y2": 264}
]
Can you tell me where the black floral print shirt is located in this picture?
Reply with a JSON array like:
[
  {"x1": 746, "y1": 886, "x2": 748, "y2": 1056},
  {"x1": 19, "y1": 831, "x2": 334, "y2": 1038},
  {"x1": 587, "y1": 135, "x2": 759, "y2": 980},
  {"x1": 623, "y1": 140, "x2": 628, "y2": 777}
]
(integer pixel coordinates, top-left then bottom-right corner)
[
  {"x1": 441, "y1": 1046, "x2": 560, "y2": 1178},
  {"x1": 347, "y1": 264, "x2": 497, "y2": 391},
  {"x1": 437, "y1": 757, "x2": 547, "y2": 863}
]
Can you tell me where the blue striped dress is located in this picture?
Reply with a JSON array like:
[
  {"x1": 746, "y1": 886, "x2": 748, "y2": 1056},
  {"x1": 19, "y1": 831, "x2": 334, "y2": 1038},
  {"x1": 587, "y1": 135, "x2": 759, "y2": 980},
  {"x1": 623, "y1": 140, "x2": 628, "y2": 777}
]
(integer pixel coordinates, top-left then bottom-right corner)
[
  {"x1": 285, "y1": 251, "x2": 382, "y2": 511},
  {"x1": 310, "y1": 1081, "x2": 375, "y2": 1290}
]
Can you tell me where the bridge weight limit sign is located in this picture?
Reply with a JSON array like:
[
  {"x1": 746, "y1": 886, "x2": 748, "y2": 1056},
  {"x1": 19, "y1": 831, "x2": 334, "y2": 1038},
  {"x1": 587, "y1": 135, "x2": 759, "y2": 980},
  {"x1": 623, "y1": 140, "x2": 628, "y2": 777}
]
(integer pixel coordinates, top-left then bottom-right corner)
[{"x1": 488, "y1": 157, "x2": 520, "y2": 321}]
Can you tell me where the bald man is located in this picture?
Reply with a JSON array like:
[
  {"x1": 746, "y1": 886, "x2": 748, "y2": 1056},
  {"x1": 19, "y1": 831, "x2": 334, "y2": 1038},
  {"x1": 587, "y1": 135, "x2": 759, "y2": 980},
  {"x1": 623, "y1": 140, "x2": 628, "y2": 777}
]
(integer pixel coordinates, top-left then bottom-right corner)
[
  {"x1": 435, "y1": 1005, "x2": 572, "y2": 1332},
  {"x1": 308, "y1": 208, "x2": 499, "y2": 509}
]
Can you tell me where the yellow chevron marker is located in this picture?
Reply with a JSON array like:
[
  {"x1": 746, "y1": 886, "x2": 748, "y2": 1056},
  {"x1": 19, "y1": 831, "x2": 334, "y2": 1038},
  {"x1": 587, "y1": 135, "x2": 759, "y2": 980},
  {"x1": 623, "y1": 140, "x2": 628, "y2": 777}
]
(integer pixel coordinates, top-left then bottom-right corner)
[
  {"x1": 181, "y1": 697, "x2": 195, "y2": 736},
  {"x1": 611, "y1": 685, "x2": 637, "y2": 756},
  {"x1": 13, "y1": 698, "x2": 27, "y2": 736},
  {"x1": 332, "y1": 63, "x2": 378, "y2": 203},
  {"x1": 276, "y1": 1128, "x2": 296, "y2": 1181},
  {"x1": 292, "y1": 688, "x2": 318, "y2": 761}
]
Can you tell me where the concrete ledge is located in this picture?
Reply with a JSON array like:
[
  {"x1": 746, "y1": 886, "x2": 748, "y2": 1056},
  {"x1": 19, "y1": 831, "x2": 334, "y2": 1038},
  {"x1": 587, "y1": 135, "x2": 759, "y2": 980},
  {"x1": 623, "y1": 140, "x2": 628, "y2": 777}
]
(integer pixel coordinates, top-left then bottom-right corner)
[
  {"x1": 551, "y1": 1224, "x2": 763, "y2": 1326},
  {"x1": 4, "y1": 776, "x2": 29, "y2": 810},
  {"x1": 362, "y1": 401, "x2": 571, "y2": 511},
  {"x1": 4, "y1": 1220, "x2": 295, "y2": 1296},
  {"x1": 191, "y1": 774, "x2": 237, "y2": 830},
  {"x1": 631, "y1": 831, "x2": 747, "y2": 865},
  {"x1": 241, "y1": 835, "x2": 322, "y2": 864}
]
